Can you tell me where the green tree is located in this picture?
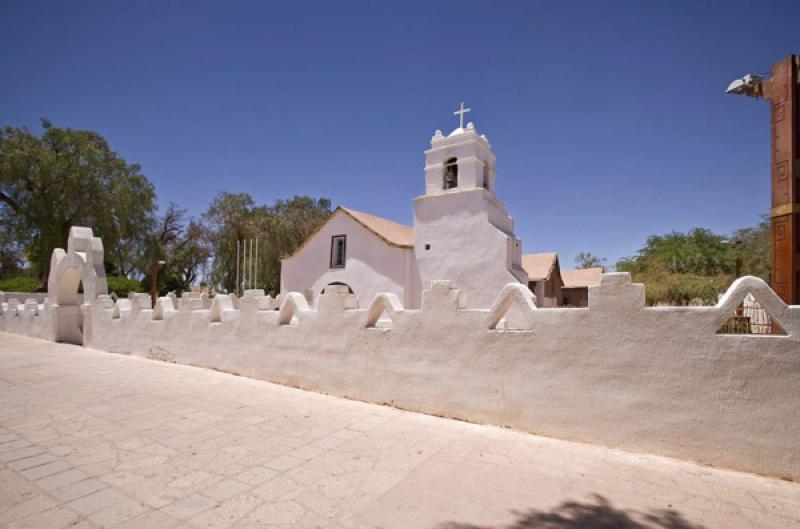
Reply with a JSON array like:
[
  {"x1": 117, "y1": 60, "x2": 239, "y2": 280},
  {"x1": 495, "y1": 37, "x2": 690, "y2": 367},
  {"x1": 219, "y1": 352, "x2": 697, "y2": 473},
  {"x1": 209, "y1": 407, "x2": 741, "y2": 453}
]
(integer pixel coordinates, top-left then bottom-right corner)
[
  {"x1": 616, "y1": 259, "x2": 732, "y2": 306},
  {"x1": 203, "y1": 193, "x2": 331, "y2": 294},
  {"x1": 0, "y1": 222, "x2": 25, "y2": 279},
  {"x1": 141, "y1": 204, "x2": 211, "y2": 296},
  {"x1": 730, "y1": 214, "x2": 770, "y2": 282},
  {"x1": 0, "y1": 120, "x2": 157, "y2": 285},
  {"x1": 203, "y1": 192, "x2": 256, "y2": 293},
  {"x1": 615, "y1": 223, "x2": 772, "y2": 306},
  {"x1": 630, "y1": 228, "x2": 733, "y2": 276},
  {"x1": 254, "y1": 196, "x2": 333, "y2": 294},
  {"x1": 106, "y1": 276, "x2": 142, "y2": 297},
  {"x1": 574, "y1": 252, "x2": 606, "y2": 269}
]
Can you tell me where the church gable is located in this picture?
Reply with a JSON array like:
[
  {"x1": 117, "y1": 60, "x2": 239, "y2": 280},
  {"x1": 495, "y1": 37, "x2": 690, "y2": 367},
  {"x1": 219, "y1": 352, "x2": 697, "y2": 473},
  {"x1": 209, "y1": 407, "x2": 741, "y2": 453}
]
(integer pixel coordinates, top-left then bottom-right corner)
[
  {"x1": 284, "y1": 207, "x2": 412, "y2": 263},
  {"x1": 281, "y1": 207, "x2": 417, "y2": 308},
  {"x1": 338, "y1": 208, "x2": 414, "y2": 249}
]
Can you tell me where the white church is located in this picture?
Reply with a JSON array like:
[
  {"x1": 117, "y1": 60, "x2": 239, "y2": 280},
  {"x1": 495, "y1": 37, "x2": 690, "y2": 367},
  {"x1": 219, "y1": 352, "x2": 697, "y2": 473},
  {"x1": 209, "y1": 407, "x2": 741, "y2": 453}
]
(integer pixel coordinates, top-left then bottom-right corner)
[{"x1": 280, "y1": 104, "x2": 599, "y2": 309}]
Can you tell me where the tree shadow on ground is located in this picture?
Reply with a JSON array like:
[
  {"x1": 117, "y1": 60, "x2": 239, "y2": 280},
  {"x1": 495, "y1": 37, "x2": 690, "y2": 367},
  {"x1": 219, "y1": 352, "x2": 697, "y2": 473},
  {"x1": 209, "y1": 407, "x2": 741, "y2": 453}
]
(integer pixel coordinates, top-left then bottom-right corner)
[{"x1": 435, "y1": 494, "x2": 706, "y2": 529}]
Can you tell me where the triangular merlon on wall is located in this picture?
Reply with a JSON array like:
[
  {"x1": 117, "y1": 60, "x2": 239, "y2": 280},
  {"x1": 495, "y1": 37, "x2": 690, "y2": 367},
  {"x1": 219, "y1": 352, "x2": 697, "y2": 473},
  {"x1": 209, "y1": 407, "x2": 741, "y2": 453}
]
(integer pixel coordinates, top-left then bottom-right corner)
[
  {"x1": 153, "y1": 297, "x2": 176, "y2": 321},
  {"x1": 209, "y1": 294, "x2": 235, "y2": 323},
  {"x1": 111, "y1": 299, "x2": 131, "y2": 320},
  {"x1": 712, "y1": 276, "x2": 791, "y2": 335},
  {"x1": 364, "y1": 293, "x2": 404, "y2": 328},
  {"x1": 486, "y1": 283, "x2": 537, "y2": 330},
  {"x1": 278, "y1": 292, "x2": 311, "y2": 325}
]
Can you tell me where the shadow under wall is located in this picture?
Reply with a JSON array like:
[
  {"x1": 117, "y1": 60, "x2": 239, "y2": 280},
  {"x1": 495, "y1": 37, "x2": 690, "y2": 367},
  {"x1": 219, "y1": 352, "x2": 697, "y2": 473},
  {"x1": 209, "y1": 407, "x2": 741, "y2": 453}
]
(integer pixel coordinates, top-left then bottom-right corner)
[{"x1": 434, "y1": 495, "x2": 707, "y2": 529}]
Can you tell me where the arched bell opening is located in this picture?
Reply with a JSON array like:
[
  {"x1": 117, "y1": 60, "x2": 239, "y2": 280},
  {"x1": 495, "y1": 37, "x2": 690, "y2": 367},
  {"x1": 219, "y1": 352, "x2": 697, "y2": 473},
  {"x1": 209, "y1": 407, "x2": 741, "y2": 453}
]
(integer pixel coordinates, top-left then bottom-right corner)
[{"x1": 443, "y1": 157, "x2": 458, "y2": 189}]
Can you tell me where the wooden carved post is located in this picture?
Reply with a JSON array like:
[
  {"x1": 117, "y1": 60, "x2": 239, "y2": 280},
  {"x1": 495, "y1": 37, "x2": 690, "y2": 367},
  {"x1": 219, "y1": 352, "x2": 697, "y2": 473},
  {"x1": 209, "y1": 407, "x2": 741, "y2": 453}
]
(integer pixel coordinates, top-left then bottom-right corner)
[
  {"x1": 729, "y1": 55, "x2": 799, "y2": 304},
  {"x1": 763, "y1": 56, "x2": 799, "y2": 304}
]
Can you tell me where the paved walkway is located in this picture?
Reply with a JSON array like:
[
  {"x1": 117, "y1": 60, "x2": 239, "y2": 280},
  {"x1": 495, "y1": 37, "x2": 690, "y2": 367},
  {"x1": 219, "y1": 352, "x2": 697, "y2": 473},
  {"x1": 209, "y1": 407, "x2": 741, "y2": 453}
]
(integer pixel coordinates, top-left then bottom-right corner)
[{"x1": 0, "y1": 333, "x2": 798, "y2": 529}]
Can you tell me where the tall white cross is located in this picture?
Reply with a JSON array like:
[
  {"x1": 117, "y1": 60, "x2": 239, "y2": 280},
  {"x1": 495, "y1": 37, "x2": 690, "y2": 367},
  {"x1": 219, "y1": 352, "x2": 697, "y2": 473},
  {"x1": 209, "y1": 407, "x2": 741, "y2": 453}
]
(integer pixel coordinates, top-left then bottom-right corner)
[{"x1": 453, "y1": 102, "x2": 471, "y2": 129}]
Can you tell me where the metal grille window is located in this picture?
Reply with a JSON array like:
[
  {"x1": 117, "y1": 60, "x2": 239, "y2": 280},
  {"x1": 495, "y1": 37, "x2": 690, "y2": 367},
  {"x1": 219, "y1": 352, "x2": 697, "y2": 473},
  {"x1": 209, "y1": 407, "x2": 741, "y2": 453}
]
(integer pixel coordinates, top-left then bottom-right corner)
[{"x1": 330, "y1": 235, "x2": 346, "y2": 268}]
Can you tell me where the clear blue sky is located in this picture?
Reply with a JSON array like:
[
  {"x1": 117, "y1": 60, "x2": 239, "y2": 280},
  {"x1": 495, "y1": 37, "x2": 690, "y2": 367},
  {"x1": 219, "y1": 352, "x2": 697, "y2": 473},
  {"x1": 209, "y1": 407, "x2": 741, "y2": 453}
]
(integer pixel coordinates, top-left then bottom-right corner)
[{"x1": 1, "y1": 1, "x2": 797, "y2": 267}]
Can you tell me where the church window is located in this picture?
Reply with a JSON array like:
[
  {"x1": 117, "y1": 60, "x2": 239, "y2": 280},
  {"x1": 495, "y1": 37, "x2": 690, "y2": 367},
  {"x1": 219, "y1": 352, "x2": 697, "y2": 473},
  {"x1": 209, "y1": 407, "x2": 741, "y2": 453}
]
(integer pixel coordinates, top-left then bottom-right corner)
[
  {"x1": 330, "y1": 235, "x2": 346, "y2": 268},
  {"x1": 443, "y1": 157, "x2": 458, "y2": 189},
  {"x1": 483, "y1": 161, "x2": 490, "y2": 189}
]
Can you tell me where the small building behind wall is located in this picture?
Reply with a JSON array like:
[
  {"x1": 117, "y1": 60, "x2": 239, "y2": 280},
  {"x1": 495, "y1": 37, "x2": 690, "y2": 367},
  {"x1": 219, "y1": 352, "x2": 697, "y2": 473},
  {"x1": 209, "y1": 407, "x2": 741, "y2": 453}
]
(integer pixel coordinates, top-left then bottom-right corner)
[
  {"x1": 522, "y1": 252, "x2": 563, "y2": 307},
  {"x1": 561, "y1": 267, "x2": 604, "y2": 307}
]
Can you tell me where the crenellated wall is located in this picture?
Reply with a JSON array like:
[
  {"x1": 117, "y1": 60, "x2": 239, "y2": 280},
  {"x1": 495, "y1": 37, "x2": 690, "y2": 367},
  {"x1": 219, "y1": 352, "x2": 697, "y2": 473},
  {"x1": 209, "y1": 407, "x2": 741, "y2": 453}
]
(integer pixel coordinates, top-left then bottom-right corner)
[{"x1": 2, "y1": 271, "x2": 799, "y2": 482}]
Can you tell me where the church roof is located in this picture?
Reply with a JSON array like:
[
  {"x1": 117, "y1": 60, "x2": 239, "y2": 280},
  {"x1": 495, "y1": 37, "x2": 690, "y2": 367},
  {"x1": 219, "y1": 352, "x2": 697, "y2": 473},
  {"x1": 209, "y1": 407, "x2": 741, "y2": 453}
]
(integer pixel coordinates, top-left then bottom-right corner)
[
  {"x1": 561, "y1": 267, "x2": 604, "y2": 289},
  {"x1": 283, "y1": 207, "x2": 414, "y2": 261},
  {"x1": 339, "y1": 207, "x2": 414, "y2": 248},
  {"x1": 522, "y1": 253, "x2": 559, "y2": 281}
]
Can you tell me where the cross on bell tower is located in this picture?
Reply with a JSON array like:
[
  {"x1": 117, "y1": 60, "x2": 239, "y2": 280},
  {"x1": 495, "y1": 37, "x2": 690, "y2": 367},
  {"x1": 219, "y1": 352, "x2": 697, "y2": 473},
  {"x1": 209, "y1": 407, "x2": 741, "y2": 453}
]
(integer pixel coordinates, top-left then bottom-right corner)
[{"x1": 454, "y1": 102, "x2": 471, "y2": 129}]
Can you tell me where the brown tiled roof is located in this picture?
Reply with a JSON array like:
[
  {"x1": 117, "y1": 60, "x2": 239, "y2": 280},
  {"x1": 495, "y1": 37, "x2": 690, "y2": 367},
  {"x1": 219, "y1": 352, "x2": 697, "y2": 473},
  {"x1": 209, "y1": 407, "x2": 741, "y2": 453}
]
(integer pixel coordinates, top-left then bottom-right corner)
[
  {"x1": 562, "y1": 267, "x2": 604, "y2": 288},
  {"x1": 339, "y1": 207, "x2": 414, "y2": 248},
  {"x1": 283, "y1": 207, "x2": 414, "y2": 260},
  {"x1": 522, "y1": 253, "x2": 558, "y2": 281}
]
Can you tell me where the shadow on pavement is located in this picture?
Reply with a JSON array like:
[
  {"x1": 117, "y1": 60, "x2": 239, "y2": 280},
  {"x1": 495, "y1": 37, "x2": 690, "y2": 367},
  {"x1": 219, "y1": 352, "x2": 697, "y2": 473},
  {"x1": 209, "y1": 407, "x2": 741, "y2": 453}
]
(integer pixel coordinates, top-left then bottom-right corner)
[{"x1": 435, "y1": 494, "x2": 706, "y2": 529}]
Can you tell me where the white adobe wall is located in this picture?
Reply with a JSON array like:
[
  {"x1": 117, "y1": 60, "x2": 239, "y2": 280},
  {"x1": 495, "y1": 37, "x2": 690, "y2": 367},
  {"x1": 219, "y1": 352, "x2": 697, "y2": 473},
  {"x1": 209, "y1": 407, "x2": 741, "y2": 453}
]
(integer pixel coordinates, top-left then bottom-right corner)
[
  {"x1": 0, "y1": 296, "x2": 55, "y2": 340},
  {"x1": 414, "y1": 188, "x2": 527, "y2": 308},
  {"x1": 3, "y1": 273, "x2": 796, "y2": 482},
  {"x1": 4, "y1": 272, "x2": 799, "y2": 482},
  {"x1": 280, "y1": 211, "x2": 421, "y2": 308}
]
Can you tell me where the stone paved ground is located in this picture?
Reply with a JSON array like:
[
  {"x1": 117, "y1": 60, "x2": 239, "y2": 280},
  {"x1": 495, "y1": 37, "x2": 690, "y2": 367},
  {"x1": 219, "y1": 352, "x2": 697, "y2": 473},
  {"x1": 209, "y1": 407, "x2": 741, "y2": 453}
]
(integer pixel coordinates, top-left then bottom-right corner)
[{"x1": 0, "y1": 333, "x2": 798, "y2": 529}]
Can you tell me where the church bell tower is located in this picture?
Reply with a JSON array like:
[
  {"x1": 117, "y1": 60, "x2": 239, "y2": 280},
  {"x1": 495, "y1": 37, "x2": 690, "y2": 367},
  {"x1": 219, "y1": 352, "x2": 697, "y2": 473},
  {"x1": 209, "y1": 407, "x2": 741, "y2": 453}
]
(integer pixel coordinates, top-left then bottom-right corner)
[
  {"x1": 423, "y1": 103, "x2": 497, "y2": 195},
  {"x1": 413, "y1": 104, "x2": 528, "y2": 309}
]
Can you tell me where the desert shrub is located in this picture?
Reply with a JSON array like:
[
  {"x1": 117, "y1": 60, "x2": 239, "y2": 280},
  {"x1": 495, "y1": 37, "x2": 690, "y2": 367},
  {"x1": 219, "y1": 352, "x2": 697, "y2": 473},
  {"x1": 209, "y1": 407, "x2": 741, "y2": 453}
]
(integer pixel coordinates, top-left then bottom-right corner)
[
  {"x1": 106, "y1": 276, "x2": 142, "y2": 297},
  {"x1": 620, "y1": 262, "x2": 732, "y2": 306},
  {"x1": 0, "y1": 276, "x2": 39, "y2": 293}
]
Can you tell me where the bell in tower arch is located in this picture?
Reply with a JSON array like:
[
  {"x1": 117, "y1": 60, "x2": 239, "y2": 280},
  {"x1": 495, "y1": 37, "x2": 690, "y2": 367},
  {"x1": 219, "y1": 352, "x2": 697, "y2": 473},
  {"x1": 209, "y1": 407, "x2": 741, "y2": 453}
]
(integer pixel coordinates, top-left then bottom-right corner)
[{"x1": 443, "y1": 157, "x2": 458, "y2": 189}]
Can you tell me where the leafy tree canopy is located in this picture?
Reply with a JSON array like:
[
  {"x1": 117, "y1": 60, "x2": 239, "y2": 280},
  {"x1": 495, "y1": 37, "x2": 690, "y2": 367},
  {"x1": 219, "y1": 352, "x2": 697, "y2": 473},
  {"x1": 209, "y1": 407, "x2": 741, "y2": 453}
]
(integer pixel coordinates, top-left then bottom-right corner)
[
  {"x1": 140, "y1": 203, "x2": 211, "y2": 296},
  {"x1": 616, "y1": 221, "x2": 770, "y2": 305},
  {"x1": 574, "y1": 252, "x2": 606, "y2": 269},
  {"x1": 730, "y1": 214, "x2": 770, "y2": 282},
  {"x1": 617, "y1": 228, "x2": 733, "y2": 276},
  {"x1": 204, "y1": 193, "x2": 332, "y2": 294},
  {"x1": 0, "y1": 120, "x2": 157, "y2": 285}
]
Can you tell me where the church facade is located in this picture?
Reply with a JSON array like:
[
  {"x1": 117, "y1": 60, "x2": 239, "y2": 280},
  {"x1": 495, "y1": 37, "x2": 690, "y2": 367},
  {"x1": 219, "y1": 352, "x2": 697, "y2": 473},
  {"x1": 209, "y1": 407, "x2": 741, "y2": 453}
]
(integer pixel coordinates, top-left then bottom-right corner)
[{"x1": 280, "y1": 109, "x2": 589, "y2": 309}]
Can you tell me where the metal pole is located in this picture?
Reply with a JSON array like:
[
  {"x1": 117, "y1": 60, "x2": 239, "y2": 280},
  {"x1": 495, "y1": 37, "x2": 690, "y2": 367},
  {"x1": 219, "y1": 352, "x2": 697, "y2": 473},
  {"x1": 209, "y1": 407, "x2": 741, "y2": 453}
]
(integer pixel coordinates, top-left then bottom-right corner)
[
  {"x1": 235, "y1": 240, "x2": 240, "y2": 296},
  {"x1": 250, "y1": 238, "x2": 254, "y2": 289},
  {"x1": 242, "y1": 238, "x2": 247, "y2": 294},
  {"x1": 255, "y1": 238, "x2": 259, "y2": 290}
]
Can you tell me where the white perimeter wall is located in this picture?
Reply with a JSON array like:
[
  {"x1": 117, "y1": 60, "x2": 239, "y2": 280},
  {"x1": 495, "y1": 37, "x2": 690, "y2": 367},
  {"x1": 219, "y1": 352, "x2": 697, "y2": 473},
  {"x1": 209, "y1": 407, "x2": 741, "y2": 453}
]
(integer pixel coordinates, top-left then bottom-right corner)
[{"x1": 2, "y1": 273, "x2": 799, "y2": 482}]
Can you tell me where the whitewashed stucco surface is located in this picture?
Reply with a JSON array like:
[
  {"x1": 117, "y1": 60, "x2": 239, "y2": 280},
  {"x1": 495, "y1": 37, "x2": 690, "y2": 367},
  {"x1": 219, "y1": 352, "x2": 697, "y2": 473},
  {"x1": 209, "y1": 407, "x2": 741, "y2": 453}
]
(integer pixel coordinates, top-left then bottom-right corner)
[
  {"x1": 414, "y1": 189, "x2": 526, "y2": 309},
  {"x1": 4, "y1": 272, "x2": 798, "y2": 483},
  {"x1": 280, "y1": 210, "x2": 421, "y2": 308},
  {"x1": 280, "y1": 124, "x2": 527, "y2": 311}
]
